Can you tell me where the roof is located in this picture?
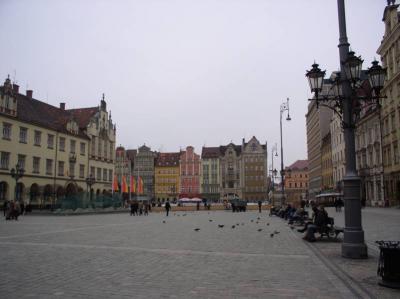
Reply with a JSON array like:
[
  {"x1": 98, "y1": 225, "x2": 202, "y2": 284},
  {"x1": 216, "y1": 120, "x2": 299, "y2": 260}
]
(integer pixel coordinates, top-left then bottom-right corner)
[
  {"x1": 201, "y1": 147, "x2": 220, "y2": 158},
  {"x1": 219, "y1": 143, "x2": 242, "y2": 156},
  {"x1": 1, "y1": 87, "x2": 90, "y2": 139},
  {"x1": 155, "y1": 152, "x2": 180, "y2": 167},
  {"x1": 67, "y1": 107, "x2": 98, "y2": 129},
  {"x1": 287, "y1": 160, "x2": 308, "y2": 171}
]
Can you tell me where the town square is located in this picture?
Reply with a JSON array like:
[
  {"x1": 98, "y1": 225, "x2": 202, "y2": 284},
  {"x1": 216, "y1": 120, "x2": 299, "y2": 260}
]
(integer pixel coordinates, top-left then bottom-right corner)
[{"x1": 1, "y1": 0, "x2": 400, "y2": 298}]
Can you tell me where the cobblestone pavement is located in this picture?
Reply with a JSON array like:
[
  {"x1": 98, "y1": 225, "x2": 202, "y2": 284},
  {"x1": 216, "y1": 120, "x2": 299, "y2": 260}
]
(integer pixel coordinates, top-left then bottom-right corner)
[{"x1": 0, "y1": 209, "x2": 399, "y2": 298}]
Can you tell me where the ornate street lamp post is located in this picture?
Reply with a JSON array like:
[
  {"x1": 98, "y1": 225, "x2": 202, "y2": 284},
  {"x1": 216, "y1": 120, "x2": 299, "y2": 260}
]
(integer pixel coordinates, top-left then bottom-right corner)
[
  {"x1": 10, "y1": 164, "x2": 24, "y2": 201},
  {"x1": 270, "y1": 143, "x2": 278, "y2": 191},
  {"x1": 280, "y1": 98, "x2": 291, "y2": 205},
  {"x1": 85, "y1": 174, "x2": 96, "y2": 203},
  {"x1": 305, "y1": 0, "x2": 386, "y2": 259}
]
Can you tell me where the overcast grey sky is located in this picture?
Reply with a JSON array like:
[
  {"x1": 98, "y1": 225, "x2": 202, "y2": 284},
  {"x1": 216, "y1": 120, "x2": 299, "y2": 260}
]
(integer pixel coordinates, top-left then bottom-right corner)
[{"x1": 0, "y1": 0, "x2": 385, "y2": 166}]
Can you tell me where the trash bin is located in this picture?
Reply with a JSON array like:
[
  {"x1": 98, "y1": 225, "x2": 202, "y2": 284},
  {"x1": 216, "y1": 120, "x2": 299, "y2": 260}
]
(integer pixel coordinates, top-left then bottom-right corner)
[{"x1": 376, "y1": 241, "x2": 400, "y2": 289}]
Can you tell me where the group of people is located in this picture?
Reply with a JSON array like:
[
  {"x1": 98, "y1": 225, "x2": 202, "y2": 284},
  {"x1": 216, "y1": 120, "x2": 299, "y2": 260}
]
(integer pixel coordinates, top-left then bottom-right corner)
[
  {"x1": 129, "y1": 200, "x2": 150, "y2": 216},
  {"x1": 270, "y1": 201, "x2": 331, "y2": 242},
  {"x1": 297, "y1": 205, "x2": 330, "y2": 242},
  {"x1": 3, "y1": 200, "x2": 28, "y2": 220}
]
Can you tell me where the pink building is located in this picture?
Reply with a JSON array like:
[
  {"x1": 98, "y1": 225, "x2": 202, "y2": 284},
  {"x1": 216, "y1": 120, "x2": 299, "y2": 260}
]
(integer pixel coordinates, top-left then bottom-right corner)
[{"x1": 179, "y1": 146, "x2": 201, "y2": 198}]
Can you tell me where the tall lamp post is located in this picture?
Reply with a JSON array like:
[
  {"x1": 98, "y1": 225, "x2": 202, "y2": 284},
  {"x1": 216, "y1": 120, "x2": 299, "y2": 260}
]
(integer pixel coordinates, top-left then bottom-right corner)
[
  {"x1": 10, "y1": 164, "x2": 24, "y2": 201},
  {"x1": 305, "y1": 0, "x2": 386, "y2": 259},
  {"x1": 280, "y1": 98, "x2": 291, "y2": 205}
]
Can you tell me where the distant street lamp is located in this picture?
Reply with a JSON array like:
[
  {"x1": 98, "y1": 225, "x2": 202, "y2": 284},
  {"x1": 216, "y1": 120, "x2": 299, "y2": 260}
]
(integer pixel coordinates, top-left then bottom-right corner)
[
  {"x1": 280, "y1": 98, "x2": 291, "y2": 205},
  {"x1": 10, "y1": 164, "x2": 24, "y2": 201},
  {"x1": 270, "y1": 143, "x2": 278, "y2": 191},
  {"x1": 305, "y1": 0, "x2": 386, "y2": 259}
]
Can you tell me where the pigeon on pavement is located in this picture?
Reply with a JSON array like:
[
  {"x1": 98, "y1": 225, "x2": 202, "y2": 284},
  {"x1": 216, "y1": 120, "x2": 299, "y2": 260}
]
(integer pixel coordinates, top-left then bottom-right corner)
[
  {"x1": 257, "y1": 228, "x2": 262, "y2": 232},
  {"x1": 218, "y1": 225, "x2": 224, "y2": 228},
  {"x1": 194, "y1": 228, "x2": 200, "y2": 231}
]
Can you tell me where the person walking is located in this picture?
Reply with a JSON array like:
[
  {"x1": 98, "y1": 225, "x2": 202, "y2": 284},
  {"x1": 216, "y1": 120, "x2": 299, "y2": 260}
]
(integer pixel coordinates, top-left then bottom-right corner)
[
  {"x1": 257, "y1": 200, "x2": 262, "y2": 213},
  {"x1": 130, "y1": 200, "x2": 134, "y2": 216},
  {"x1": 165, "y1": 199, "x2": 171, "y2": 217},
  {"x1": 3, "y1": 200, "x2": 8, "y2": 217}
]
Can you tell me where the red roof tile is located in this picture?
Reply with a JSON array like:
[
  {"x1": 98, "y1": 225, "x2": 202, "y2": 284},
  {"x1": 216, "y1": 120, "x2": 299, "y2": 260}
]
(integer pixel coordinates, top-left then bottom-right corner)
[
  {"x1": 287, "y1": 160, "x2": 308, "y2": 171},
  {"x1": 67, "y1": 107, "x2": 98, "y2": 129}
]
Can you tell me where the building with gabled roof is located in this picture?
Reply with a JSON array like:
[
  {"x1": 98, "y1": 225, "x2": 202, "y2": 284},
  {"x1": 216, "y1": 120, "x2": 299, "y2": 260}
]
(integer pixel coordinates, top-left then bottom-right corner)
[{"x1": 0, "y1": 76, "x2": 116, "y2": 207}]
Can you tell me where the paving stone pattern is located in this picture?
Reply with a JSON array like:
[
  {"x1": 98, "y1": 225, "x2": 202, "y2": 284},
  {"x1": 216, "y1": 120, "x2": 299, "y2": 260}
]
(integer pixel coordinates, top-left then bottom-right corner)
[{"x1": 0, "y1": 209, "x2": 398, "y2": 298}]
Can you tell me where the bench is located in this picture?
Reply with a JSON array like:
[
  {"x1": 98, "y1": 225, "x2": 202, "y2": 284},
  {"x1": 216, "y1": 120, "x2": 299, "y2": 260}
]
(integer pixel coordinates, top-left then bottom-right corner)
[{"x1": 318, "y1": 217, "x2": 343, "y2": 239}]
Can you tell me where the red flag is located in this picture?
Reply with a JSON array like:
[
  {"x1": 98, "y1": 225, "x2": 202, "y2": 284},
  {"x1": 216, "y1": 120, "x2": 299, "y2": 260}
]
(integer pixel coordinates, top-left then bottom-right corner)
[
  {"x1": 112, "y1": 175, "x2": 119, "y2": 192},
  {"x1": 122, "y1": 176, "x2": 128, "y2": 193}
]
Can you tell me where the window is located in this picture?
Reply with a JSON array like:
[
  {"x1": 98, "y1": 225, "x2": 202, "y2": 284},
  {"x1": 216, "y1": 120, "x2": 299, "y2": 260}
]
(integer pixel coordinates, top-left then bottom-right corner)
[
  {"x1": 98, "y1": 139, "x2": 102, "y2": 157},
  {"x1": 79, "y1": 164, "x2": 85, "y2": 178},
  {"x1": 91, "y1": 137, "x2": 96, "y2": 156},
  {"x1": 2, "y1": 123, "x2": 11, "y2": 140},
  {"x1": 80, "y1": 142, "x2": 86, "y2": 156},
  {"x1": 97, "y1": 167, "x2": 101, "y2": 180},
  {"x1": 69, "y1": 162, "x2": 75, "y2": 177},
  {"x1": 70, "y1": 139, "x2": 76, "y2": 154},
  {"x1": 103, "y1": 168, "x2": 107, "y2": 181},
  {"x1": 19, "y1": 127, "x2": 27, "y2": 143},
  {"x1": 0, "y1": 152, "x2": 10, "y2": 169},
  {"x1": 34, "y1": 130, "x2": 41, "y2": 146},
  {"x1": 58, "y1": 161, "x2": 64, "y2": 176},
  {"x1": 59, "y1": 137, "x2": 65, "y2": 151},
  {"x1": 17, "y1": 154, "x2": 26, "y2": 170},
  {"x1": 90, "y1": 166, "x2": 95, "y2": 177},
  {"x1": 46, "y1": 159, "x2": 53, "y2": 175},
  {"x1": 108, "y1": 169, "x2": 112, "y2": 181},
  {"x1": 394, "y1": 142, "x2": 399, "y2": 165},
  {"x1": 47, "y1": 134, "x2": 54, "y2": 149},
  {"x1": 33, "y1": 157, "x2": 40, "y2": 173},
  {"x1": 104, "y1": 140, "x2": 108, "y2": 158}
]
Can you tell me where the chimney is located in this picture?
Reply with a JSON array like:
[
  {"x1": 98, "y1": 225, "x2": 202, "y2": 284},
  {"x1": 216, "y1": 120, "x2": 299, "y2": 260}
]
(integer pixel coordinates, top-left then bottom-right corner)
[
  {"x1": 26, "y1": 90, "x2": 33, "y2": 99},
  {"x1": 60, "y1": 102, "x2": 66, "y2": 110},
  {"x1": 12, "y1": 84, "x2": 19, "y2": 94}
]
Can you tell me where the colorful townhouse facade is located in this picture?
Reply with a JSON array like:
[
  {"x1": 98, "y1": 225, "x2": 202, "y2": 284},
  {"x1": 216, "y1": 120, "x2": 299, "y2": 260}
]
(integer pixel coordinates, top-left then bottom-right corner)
[
  {"x1": 179, "y1": 146, "x2": 200, "y2": 198},
  {"x1": 155, "y1": 152, "x2": 180, "y2": 202}
]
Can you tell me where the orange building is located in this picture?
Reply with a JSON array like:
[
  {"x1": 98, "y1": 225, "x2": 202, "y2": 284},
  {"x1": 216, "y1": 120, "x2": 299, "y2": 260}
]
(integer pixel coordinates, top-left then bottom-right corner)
[{"x1": 285, "y1": 160, "x2": 309, "y2": 206}]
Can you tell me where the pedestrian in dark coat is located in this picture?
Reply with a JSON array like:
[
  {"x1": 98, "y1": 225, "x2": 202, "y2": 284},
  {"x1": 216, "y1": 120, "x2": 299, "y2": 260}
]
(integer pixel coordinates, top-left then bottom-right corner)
[
  {"x1": 257, "y1": 200, "x2": 262, "y2": 213},
  {"x1": 165, "y1": 200, "x2": 171, "y2": 216}
]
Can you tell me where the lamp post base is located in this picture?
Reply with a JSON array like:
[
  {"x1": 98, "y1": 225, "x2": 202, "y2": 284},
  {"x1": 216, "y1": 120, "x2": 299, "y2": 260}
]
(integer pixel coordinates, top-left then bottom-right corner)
[{"x1": 342, "y1": 239, "x2": 368, "y2": 259}]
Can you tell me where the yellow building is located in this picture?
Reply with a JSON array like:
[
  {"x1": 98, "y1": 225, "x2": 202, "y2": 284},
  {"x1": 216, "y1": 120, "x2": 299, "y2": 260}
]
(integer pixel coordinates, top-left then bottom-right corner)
[
  {"x1": 0, "y1": 77, "x2": 116, "y2": 207},
  {"x1": 154, "y1": 152, "x2": 180, "y2": 203}
]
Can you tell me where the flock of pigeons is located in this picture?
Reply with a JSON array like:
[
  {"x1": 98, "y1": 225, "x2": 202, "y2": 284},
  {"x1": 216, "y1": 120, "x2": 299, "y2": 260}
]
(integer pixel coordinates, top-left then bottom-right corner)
[{"x1": 163, "y1": 214, "x2": 280, "y2": 238}]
